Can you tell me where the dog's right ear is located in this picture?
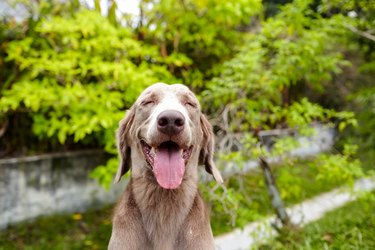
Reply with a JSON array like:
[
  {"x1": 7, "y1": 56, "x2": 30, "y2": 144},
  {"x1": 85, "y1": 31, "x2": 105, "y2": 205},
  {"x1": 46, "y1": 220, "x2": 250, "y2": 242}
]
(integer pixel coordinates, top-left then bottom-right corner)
[{"x1": 114, "y1": 106, "x2": 135, "y2": 183}]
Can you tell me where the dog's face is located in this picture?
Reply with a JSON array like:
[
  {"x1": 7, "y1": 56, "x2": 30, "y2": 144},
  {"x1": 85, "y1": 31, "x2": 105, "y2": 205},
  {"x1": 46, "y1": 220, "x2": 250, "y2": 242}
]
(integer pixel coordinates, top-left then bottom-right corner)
[{"x1": 115, "y1": 83, "x2": 222, "y2": 189}]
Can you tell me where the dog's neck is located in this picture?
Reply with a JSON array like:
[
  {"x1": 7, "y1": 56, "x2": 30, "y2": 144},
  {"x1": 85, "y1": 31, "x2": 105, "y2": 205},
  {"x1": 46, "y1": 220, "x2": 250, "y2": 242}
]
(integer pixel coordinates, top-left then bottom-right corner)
[{"x1": 131, "y1": 164, "x2": 198, "y2": 249}]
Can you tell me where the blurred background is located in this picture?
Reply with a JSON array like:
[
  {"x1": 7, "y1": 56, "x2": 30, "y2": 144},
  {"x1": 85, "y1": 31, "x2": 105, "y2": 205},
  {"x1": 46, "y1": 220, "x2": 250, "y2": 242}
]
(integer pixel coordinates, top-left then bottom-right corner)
[{"x1": 0, "y1": 0, "x2": 374, "y2": 249}]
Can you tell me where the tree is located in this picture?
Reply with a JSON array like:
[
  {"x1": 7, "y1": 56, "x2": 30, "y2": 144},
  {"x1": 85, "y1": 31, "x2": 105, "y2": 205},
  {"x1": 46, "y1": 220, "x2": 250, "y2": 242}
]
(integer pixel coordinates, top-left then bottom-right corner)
[
  {"x1": 134, "y1": 0, "x2": 262, "y2": 87},
  {"x1": 0, "y1": 9, "x2": 173, "y2": 156},
  {"x1": 200, "y1": 0, "x2": 364, "y2": 231}
]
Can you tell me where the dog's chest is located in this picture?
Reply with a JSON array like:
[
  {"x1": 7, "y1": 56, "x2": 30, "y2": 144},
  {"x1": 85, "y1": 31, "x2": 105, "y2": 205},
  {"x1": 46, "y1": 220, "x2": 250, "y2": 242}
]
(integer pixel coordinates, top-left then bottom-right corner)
[{"x1": 132, "y1": 181, "x2": 197, "y2": 249}]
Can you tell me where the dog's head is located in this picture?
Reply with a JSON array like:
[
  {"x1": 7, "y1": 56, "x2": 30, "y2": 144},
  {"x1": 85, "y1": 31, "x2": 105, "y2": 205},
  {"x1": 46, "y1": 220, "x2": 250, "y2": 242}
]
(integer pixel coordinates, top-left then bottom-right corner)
[{"x1": 114, "y1": 83, "x2": 223, "y2": 189}]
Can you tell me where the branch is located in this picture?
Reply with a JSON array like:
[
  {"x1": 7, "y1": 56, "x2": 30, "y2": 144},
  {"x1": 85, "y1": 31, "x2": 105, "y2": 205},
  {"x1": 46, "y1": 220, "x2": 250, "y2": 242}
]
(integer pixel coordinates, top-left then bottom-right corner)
[{"x1": 346, "y1": 25, "x2": 375, "y2": 42}]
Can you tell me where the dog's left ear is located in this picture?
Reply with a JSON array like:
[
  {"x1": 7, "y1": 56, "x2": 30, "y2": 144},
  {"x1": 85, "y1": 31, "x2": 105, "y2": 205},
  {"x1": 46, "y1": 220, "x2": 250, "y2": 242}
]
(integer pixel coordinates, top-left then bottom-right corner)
[
  {"x1": 199, "y1": 114, "x2": 223, "y2": 183},
  {"x1": 114, "y1": 106, "x2": 135, "y2": 183}
]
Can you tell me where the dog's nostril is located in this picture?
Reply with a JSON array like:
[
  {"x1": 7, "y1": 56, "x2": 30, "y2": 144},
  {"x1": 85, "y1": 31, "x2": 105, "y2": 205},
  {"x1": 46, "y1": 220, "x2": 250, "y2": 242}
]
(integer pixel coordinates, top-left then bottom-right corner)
[
  {"x1": 175, "y1": 118, "x2": 184, "y2": 127},
  {"x1": 158, "y1": 117, "x2": 168, "y2": 127},
  {"x1": 157, "y1": 110, "x2": 185, "y2": 135}
]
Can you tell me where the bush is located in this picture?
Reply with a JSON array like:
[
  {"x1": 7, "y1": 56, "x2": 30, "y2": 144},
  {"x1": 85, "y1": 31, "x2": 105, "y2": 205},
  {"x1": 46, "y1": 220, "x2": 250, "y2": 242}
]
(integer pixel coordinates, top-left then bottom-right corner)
[{"x1": 0, "y1": 10, "x2": 174, "y2": 155}]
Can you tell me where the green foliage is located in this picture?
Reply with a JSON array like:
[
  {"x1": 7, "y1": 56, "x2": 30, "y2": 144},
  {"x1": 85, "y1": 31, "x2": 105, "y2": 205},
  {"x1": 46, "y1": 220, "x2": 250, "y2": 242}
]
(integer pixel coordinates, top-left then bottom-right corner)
[
  {"x1": 202, "y1": 0, "x2": 358, "y2": 165},
  {"x1": 205, "y1": 0, "x2": 350, "y2": 126},
  {"x1": 198, "y1": 0, "x2": 369, "y2": 227},
  {"x1": 0, "y1": 10, "x2": 173, "y2": 157},
  {"x1": 0, "y1": 0, "x2": 260, "y2": 187},
  {"x1": 350, "y1": 84, "x2": 375, "y2": 156},
  {"x1": 318, "y1": 0, "x2": 375, "y2": 172},
  {"x1": 138, "y1": 0, "x2": 262, "y2": 85},
  {"x1": 313, "y1": 145, "x2": 364, "y2": 186}
]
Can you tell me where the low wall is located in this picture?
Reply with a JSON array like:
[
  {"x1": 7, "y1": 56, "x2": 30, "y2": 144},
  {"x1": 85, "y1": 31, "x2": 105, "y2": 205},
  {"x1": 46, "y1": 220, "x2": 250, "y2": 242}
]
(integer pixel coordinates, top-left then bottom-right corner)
[
  {"x1": 220, "y1": 124, "x2": 335, "y2": 176},
  {"x1": 0, "y1": 125, "x2": 334, "y2": 229},
  {"x1": 0, "y1": 150, "x2": 125, "y2": 229}
]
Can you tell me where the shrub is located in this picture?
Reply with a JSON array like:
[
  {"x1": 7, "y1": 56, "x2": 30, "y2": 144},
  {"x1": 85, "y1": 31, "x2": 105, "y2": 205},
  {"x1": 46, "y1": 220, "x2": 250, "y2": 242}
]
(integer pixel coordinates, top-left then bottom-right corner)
[{"x1": 0, "y1": 10, "x2": 174, "y2": 155}]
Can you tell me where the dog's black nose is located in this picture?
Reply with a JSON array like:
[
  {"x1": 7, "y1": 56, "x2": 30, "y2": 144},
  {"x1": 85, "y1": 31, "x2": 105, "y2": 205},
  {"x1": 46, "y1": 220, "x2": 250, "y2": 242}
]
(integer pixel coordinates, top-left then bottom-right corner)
[{"x1": 157, "y1": 110, "x2": 185, "y2": 136}]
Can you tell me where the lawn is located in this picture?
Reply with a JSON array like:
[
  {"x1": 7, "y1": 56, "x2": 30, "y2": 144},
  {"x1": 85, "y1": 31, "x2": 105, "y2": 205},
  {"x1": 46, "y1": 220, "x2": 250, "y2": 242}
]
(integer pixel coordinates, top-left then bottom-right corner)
[
  {"x1": 0, "y1": 158, "x2": 368, "y2": 249},
  {"x1": 0, "y1": 205, "x2": 113, "y2": 250},
  {"x1": 259, "y1": 191, "x2": 375, "y2": 249}
]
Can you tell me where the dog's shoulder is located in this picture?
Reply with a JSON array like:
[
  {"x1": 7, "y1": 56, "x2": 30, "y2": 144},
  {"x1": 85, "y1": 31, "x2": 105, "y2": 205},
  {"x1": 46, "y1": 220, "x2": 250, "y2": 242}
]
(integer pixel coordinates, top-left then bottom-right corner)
[{"x1": 113, "y1": 181, "x2": 140, "y2": 220}]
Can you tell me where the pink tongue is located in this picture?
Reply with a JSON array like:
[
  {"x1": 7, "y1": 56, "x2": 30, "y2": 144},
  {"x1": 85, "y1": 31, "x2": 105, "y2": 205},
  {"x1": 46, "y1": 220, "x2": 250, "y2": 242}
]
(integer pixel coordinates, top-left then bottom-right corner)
[{"x1": 154, "y1": 146, "x2": 185, "y2": 189}]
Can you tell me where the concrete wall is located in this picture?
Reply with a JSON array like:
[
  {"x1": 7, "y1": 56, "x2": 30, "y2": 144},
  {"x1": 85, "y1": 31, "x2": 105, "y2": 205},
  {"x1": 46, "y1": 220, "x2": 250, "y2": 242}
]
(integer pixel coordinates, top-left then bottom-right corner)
[
  {"x1": 219, "y1": 124, "x2": 335, "y2": 176},
  {"x1": 0, "y1": 150, "x2": 125, "y2": 229},
  {"x1": 0, "y1": 124, "x2": 334, "y2": 229}
]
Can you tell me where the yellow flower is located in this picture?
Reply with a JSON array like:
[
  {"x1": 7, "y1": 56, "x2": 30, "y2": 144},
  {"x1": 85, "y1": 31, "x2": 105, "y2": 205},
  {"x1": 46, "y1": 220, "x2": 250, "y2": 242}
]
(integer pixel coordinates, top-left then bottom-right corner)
[{"x1": 72, "y1": 213, "x2": 82, "y2": 220}]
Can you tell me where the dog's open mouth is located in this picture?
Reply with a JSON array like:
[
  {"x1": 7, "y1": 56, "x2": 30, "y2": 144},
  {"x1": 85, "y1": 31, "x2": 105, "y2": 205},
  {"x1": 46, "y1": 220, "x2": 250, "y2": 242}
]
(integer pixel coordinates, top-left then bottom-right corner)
[{"x1": 141, "y1": 140, "x2": 192, "y2": 189}]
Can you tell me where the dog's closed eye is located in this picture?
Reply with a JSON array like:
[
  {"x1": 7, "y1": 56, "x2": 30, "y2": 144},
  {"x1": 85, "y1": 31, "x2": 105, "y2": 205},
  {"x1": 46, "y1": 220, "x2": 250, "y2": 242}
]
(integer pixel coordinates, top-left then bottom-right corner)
[
  {"x1": 141, "y1": 100, "x2": 155, "y2": 106},
  {"x1": 184, "y1": 101, "x2": 197, "y2": 108}
]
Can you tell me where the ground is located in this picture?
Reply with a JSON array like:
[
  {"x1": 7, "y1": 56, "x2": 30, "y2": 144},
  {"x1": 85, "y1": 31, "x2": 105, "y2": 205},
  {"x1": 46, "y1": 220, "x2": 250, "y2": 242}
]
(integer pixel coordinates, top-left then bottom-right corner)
[{"x1": 0, "y1": 188, "x2": 374, "y2": 249}]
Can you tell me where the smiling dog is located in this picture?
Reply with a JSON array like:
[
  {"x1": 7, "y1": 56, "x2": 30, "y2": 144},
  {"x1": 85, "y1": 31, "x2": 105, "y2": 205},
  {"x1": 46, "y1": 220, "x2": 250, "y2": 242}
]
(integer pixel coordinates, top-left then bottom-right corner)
[{"x1": 108, "y1": 83, "x2": 222, "y2": 250}]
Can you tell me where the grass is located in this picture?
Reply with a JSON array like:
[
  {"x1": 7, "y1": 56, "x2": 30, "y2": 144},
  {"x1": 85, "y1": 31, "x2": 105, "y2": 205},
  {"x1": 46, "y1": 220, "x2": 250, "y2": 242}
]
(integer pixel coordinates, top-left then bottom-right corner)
[
  {"x1": 0, "y1": 206, "x2": 113, "y2": 250},
  {"x1": 259, "y1": 191, "x2": 375, "y2": 249},
  {"x1": 0, "y1": 158, "x2": 367, "y2": 249}
]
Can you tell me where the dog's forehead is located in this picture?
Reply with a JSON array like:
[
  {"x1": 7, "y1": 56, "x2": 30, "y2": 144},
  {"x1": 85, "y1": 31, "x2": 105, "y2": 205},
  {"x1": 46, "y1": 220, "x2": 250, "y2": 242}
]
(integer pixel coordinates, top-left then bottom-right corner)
[{"x1": 137, "y1": 82, "x2": 196, "y2": 101}]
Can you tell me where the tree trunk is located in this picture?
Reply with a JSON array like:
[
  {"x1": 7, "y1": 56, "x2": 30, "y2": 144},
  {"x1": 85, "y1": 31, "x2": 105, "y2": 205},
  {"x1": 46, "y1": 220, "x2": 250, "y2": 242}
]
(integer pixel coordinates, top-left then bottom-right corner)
[{"x1": 259, "y1": 156, "x2": 291, "y2": 228}]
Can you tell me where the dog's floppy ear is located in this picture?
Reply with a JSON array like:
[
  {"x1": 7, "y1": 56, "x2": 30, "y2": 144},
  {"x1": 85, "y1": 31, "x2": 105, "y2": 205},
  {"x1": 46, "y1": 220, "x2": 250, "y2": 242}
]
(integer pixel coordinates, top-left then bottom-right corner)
[
  {"x1": 199, "y1": 114, "x2": 223, "y2": 183},
  {"x1": 114, "y1": 106, "x2": 135, "y2": 183}
]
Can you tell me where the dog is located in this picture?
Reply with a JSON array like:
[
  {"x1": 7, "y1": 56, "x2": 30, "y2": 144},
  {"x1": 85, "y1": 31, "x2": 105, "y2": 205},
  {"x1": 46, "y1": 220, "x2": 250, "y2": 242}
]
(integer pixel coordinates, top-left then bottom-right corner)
[{"x1": 108, "y1": 83, "x2": 223, "y2": 250}]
